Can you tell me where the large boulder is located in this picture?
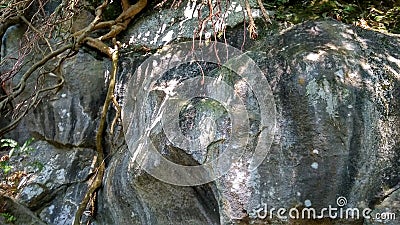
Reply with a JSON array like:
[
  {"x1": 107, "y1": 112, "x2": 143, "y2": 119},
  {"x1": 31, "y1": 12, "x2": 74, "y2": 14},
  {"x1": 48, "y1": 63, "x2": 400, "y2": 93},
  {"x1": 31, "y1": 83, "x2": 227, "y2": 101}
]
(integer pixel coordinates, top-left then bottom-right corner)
[
  {"x1": 26, "y1": 52, "x2": 108, "y2": 147},
  {"x1": 243, "y1": 20, "x2": 400, "y2": 224},
  {"x1": 96, "y1": 19, "x2": 400, "y2": 225}
]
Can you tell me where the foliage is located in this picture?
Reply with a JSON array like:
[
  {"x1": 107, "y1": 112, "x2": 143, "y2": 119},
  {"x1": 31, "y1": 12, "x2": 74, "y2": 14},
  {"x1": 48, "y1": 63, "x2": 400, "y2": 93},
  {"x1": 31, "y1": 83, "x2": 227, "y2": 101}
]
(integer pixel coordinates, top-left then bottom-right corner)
[
  {"x1": 0, "y1": 138, "x2": 41, "y2": 196},
  {"x1": 0, "y1": 212, "x2": 16, "y2": 223},
  {"x1": 265, "y1": 0, "x2": 400, "y2": 33},
  {"x1": 0, "y1": 138, "x2": 42, "y2": 224}
]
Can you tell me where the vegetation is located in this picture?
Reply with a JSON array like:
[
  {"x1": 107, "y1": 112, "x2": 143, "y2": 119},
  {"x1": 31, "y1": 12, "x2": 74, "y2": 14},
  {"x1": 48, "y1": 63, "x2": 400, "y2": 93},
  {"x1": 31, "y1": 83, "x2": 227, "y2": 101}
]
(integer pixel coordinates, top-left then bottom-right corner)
[
  {"x1": 0, "y1": 138, "x2": 40, "y2": 225},
  {"x1": 0, "y1": 212, "x2": 16, "y2": 223},
  {"x1": 267, "y1": 0, "x2": 400, "y2": 33},
  {"x1": 0, "y1": 138, "x2": 39, "y2": 196}
]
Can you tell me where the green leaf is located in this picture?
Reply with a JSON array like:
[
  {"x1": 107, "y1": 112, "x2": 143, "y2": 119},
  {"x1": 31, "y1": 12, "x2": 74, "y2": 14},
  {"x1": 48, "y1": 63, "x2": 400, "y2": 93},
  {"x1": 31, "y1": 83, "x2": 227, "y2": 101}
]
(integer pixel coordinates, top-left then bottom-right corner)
[
  {"x1": 0, "y1": 139, "x2": 18, "y2": 148},
  {"x1": 19, "y1": 138, "x2": 35, "y2": 154},
  {"x1": 0, "y1": 161, "x2": 12, "y2": 174},
  {"x1": 1, "y1": 213, "x2": 17, "y2": 223}
]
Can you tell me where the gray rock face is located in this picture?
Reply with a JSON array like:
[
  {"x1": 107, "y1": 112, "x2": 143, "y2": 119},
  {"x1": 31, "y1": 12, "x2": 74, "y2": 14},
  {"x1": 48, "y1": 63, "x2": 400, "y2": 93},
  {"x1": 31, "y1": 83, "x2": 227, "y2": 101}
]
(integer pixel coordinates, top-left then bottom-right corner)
[
  {"x1": 5, "y1": 140, "x2": 95, "y2": 224},
  {"x1": 25, "y1": 52, "x2": 108, "y2": 147},
  {"x1": 243, "y1": 20, "x2": 400, "y2": 224},
  {"x1": 366, "y1": 188, "x2": 399, "y2": 225},
  {"x1": 1, "y1": 2, "x2": 399, "y2": 225},
  {"x1": 122, "y1": 0, "x2": 262, "y2": 49},
  {"x1": 97, "y1": 143, "x2": 221, "y2": 225}
]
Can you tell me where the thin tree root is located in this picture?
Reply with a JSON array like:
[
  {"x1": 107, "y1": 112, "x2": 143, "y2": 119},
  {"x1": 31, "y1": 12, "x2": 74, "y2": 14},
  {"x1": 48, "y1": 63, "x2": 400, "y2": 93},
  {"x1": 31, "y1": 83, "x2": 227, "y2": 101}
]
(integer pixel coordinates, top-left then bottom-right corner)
[
  {"x1": 72, "y1": 0, "x2": 147, "y2": 223},
  {"x1": 244, "y1": 0, "x2": 258, "y2": 39}
]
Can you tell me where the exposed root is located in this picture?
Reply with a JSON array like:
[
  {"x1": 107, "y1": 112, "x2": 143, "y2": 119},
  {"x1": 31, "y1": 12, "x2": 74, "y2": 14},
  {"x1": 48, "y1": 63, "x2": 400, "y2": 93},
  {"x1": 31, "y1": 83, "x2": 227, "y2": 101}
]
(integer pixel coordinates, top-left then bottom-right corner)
[
  {"x1": 72, "y1": 0, "x2": 147, "y2": 224},
  {"x1": 73, "y1": 0, "x2": 110, "y2": 49},
  {"x1": 85, "y1": 37, "x2": 113, "y2": 58},
  {"x1": 72, "y1": 40, "x2": 119, "y2": 225},
  {"x1": 257, "y1": 0, "x2": 271, "y2": 24},
  {"x1": 110, "y1": 96, "x2": 121, "y2": 136},
  {"x1": 0, "y1": 44, "x2": 74, "y2": 136},
  {"x1": 19, "y1": 15, "x2": 53, "y2": 52},
  {"x1": 74, "y1": 0, "x2": 147, "y2": 42},
  {"x1": 244, "y1": 0, "x2": 258, "y2": 39},
  {"x1": 197, "y1": 0, "x2": 214, "y2": 44},
  {"x1": 2, "y1": 0, "x2": 146, "y2": 221}
]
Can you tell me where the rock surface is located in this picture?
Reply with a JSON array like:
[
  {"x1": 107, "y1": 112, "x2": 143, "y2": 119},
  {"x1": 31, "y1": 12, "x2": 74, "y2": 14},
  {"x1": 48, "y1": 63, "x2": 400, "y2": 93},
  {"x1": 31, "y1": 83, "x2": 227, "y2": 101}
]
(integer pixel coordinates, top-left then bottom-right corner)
[
  {"x1": 7, "y1": 141, "x2": 96, "y2": 224},
  {"x1": 26, "y1": 52, "x2": 108, "y2": 147},
  {"x1": 243, "y1": 20, "x2": 400, "y2": 224},
  {"x1": 366, "y1": 187, "x2": 399, "y2": 225},
  {"x1": 108, "y1": 19, "x2": 400, "y2": 224},
  {"x1": 98, "y1": 19, "x2": 400, "y2": 225},
  {"x1": 0, "y1": 1, "x2": 399, "y2": 225},
  {"x1": 122, "y1": 0, "x2": 262, "y2": 49}
]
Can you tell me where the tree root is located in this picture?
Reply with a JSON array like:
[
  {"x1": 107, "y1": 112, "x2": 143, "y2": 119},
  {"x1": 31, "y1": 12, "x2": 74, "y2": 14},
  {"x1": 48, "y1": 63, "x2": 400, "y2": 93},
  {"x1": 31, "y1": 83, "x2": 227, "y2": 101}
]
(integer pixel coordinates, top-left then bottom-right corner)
[
  {"x1": 1, "y1": 0, "x2": 146, "y2": 222},
  {"x1": 72, "y1": 0, "x2": 147, "y2": 223},
  {"x1": 244, "y1": 0, "x2": 258, "y2": 39},
  {"x1": 110, "y1": 96, "x2": 121, "y2": 136},
  {"x1": 257, "y1": 0, "x2": 271, "y2": 24},
  {"x1": 0, "y1": 44, "x2": 74, "y2": 136},
  {"x1": 72, "y1": 41, "x2": 118, "y2": 225}
]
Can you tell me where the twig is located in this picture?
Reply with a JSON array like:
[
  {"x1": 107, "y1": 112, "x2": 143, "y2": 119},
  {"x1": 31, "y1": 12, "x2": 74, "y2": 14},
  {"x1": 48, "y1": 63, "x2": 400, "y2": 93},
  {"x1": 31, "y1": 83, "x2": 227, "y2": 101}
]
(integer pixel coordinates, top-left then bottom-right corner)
[
  {"x1": 0, "y1": 50, "x2": 70, "y2": 136},
  {"x1": 19, "y1": 15, "x2": 54, "y2": 52}
]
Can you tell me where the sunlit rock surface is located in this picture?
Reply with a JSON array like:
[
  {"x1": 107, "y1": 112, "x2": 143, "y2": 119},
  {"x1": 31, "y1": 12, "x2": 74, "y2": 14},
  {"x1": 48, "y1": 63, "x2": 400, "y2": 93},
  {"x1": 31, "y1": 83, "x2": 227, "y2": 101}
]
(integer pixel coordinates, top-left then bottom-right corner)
[{"x1": 121, "y1": 0, "x2": 262, "y2": 49}]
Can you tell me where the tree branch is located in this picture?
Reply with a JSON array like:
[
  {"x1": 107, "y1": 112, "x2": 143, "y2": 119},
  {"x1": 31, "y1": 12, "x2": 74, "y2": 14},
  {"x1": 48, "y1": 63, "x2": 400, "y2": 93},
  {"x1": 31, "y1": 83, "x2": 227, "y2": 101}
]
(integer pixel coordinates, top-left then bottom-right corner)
[{"x1": 257, "y1": 0, "x2": 271, "y2": 24}]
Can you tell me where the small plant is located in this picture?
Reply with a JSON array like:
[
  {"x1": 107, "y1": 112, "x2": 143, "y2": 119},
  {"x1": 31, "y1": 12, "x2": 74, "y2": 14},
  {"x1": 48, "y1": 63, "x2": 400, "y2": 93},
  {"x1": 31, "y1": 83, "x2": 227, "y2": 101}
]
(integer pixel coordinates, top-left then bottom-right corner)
[
  {"x1": 0, "y1": 138, "x2": 38, "y2": 196},
  {"x1": 0, "y1": 212, "x2": 16, "y2": 223},
  {"x1": 1, "y1": 138, "x2": 35, "y2": 155},
  {"x1": 0, "y1": 156, "x2": 12, "y2": 174},
  {"x1": 0, "y1": 138, "x2": 35, "y2": 174}
]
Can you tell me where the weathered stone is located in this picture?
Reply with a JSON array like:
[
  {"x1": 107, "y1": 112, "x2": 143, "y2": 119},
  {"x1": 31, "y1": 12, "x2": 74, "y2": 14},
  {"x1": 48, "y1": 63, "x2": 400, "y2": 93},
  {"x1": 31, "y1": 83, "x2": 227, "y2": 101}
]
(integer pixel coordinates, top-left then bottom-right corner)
[
  {"x1": 102, "y1": 19, "x2": 399, "y2": 225},
  {"x1": 228, "y1": 20, "x2": 400, "y2": 224},
  {"x1": 97, "y1": 143, "x2": 221, "y2": 224},
  {"x1": 24, "y1": 52, "x2": 108, "y2": 147},
  {"x1": 0, "y1": 195, "x2": 47, "y2": 225},
  {"x1": 13, "y1": 140, "x2": 95, "y2": 224},
  {"x1": 39, "y1": 183, "x2": 90, "y2": 225},
  {"x1": 366, "y1": 187, "x2": 399, "y2": 225}
]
